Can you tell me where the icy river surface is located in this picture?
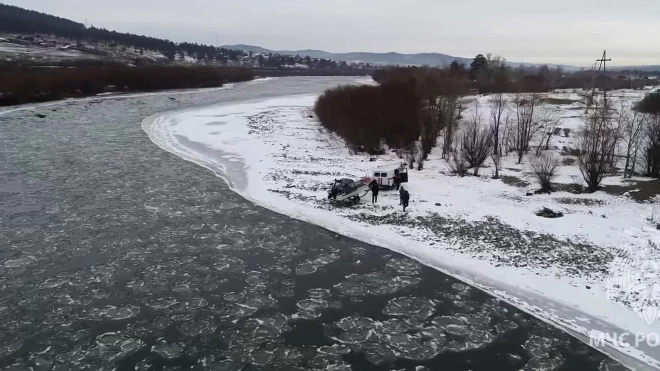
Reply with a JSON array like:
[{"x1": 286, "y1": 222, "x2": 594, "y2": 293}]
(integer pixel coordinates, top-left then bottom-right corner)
[{"x1": 0, "y1": 78, "x2": 635, "y2": 370}]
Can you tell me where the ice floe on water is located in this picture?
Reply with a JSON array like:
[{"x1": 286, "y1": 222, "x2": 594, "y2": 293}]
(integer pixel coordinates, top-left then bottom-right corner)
[
  {"x1": 383, "y1": 297, "x2": 437, "y2": 320},
  {"x1": 335, "y1": 272, "x2": 421, "y2": 298},
  {"x1": 84, "y1": 305, "x2": 141, "y2": 321},
  {"x1": 3, "y1": 255, "x2": 36, "y2": 268},
  {"x1": 152, "y1": 342, "x2": 184, "y2": 361}
]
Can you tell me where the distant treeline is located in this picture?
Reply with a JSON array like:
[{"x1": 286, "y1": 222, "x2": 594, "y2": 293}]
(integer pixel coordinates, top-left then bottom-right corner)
[
  {"x1": 254, "y1": 68, "x2": 372, "y2": 77},
  {"x1": 0, "y1": 66, "x2": 254, "y2": 106},
  {"x1": 374, "y1": 58, "x2": 655, "y2": 94}
]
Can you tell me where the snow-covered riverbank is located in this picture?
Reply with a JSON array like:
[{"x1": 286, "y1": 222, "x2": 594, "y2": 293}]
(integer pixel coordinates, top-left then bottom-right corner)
[{"x1": 143, "y1": 91, "x2": 660, "y2": 369}]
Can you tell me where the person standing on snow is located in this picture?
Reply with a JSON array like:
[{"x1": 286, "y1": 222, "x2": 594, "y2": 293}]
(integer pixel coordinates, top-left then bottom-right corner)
[
  {"x1": 392, "y1": 174, "x2": 401, "y2": 191},
  {"x1": 399, "y1": 186, "x2": 405, "y2": 205},
  {"x1": 401, "y1": 189, "x2": 410, "y2": 211},
  {"x1": 370, "y1": 179, "x2": 379, "y2": 203}
]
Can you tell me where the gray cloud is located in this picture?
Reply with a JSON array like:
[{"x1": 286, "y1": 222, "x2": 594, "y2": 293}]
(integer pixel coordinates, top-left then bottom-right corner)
[{"x1": 5, "y1": 0, "x2": 660, "y2": 66}]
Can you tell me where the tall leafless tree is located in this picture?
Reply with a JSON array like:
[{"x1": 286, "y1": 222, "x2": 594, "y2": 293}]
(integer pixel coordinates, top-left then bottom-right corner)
[
  {"x1": 642, "y1": 114, "x2": 660, "y2": 177},
  {"x1": 490, "y1": 92, "x2": 507, "y2": 155},
  {"x1": 440, "y1": 95, "x2": 463, "y2": 159},
  {"x1": 460, "y1": 102, "x2": 494, "y2": 175},
  {"x1": 621, "y1": 104, "x2": 646, "y2": 178},
  {"x1": 491, "y1": 153, "x2": 502, "y2": 179},
  {"x1": 511, "y1": 93, "x2": 544, "y2": 164},
  {"x1": 575, "y1": 101, "x2": 623, "y2": 192}
]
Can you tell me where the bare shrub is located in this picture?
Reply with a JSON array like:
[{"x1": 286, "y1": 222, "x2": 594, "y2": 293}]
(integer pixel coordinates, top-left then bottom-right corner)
[
  {"x1": 530, "y1": 154, "x2": 559, "y2": 192},
  {"x1": 460, "y1": 103, "x2": 493, "y2": 175},
  {"x1": 535, "y1": 108, "x2": 562, "y2": 156},
  {"x1": 445, "y1": 152, "x2": 468, "y2": 177},
  {"x1": 575, "y1": 101, "x2": 622, "y2": 192}
]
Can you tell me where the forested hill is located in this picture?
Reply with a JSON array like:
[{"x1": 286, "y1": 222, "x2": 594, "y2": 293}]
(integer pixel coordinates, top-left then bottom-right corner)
[
  {"x1": 0, "y1": 3, "x2": 245, "y2": 61},
  {"x1": 0, "y1": 3, "x2": 85, "y2": 38}
]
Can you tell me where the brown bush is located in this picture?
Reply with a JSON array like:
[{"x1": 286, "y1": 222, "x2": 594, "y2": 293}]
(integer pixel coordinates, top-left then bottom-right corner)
[
  {"x1": 314, "y1": 82, "x2": 421, "y2": 154},
  {"x1": 637, "y1": 94, "x2": 660, "y2": 114},
  {"x1": 0, "y1": 66, "x2": 254, "y2": 106}
]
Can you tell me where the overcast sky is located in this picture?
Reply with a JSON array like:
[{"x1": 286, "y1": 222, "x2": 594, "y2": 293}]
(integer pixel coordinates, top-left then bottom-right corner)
[{"x1": 5, "y1": 0, "x2": 660, "y2": 66}]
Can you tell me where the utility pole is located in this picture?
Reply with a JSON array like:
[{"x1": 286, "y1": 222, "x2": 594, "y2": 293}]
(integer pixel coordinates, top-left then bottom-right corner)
[
  {"x1": 587, "y1": 50, "x2": 612, "y2": 111},
  {"x1": 597, "y1": 50, "x2": 612, "y2": 108}
]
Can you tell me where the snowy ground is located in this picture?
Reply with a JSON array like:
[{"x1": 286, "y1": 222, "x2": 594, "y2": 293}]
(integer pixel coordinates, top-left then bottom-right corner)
[{"x1": 143, "y1": 87, "x2": 660, "y2": 369}]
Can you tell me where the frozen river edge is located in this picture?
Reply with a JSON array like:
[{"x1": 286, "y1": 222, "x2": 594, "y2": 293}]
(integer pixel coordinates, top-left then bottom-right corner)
[{"x1": 142, "y1": 92, "x2": 660, "y2": 371}]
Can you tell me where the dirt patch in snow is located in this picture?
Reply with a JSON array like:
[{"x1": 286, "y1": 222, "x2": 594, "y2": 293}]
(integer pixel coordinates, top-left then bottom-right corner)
[
  {"x1": 347, "y1": 212, "x2": 613, "y2": 279},
  {"x1": 602, "y1": 180, "x2": 660, "y2": 202},
  {"x1": 554, "y1": 197, "x2": 605, "y2": 206},
  {"x1": 541, "y1": 98, "x2": 582, "y2": 105},
  {"x1": 501, "y1": 175, "x2": 530, "y2": 188}
]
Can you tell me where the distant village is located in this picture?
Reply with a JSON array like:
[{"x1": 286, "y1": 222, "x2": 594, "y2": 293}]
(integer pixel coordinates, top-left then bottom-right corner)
[{"x1": 0, "y1": 33, "x2": 376, "y2": 71}]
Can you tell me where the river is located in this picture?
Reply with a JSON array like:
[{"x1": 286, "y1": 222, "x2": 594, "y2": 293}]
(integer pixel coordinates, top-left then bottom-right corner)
[{"x1": 0, "y1": 77, "x2": 629, "y2": 370}]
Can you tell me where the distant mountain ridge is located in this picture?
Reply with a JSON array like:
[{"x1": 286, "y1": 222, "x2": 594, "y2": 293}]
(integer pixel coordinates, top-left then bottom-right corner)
[
  {"x1": 223, "y1": 44, "x2": 584, "y2": 70},
  {"x1": 223, "y1": 44, "x2": 471, "y2": 67}
]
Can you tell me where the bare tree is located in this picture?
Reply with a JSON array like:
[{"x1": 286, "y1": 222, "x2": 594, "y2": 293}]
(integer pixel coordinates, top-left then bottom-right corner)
[
  {"x1": 642, "y1": 114, "x2": 660, "y2": 177},
  {"x1": 511, "y1": 93, "x2": 545, "y2": 164},
  {"x1": 548, "y1": 67, "x2": 564, "y2": 92},
  {"x1": 575, "y1": 102, "x2": 622, "y2": 192},
  {"x1": 460, "y1": 103, "x2": 494, "y2": 175},
  {"x1": 491, "y1": 153, "x2": 502, "y2": 179},
  {"x1": 490, "y1": 92, "x2": 507, "y2": 155},
  {"x1": 501, "y1": 114, "x2": 513, "y2": 154},
  {"x1": 530, "y1": 154, "x2": 559, "y2": 192},
  {"x1": 417, "y1": 72, "x2": 443, "y2": 159},
  {"x1": 535, "y1": 107, "x2": 563, "y2": 156},
  {"x1": 405, "y1": 145, "x2": 416, "y2": 169},
  {"x1": 440, "y1": 95, "x2": 464, "y2": 159},
  {"x1": 414, "y1": 140, "x2": 425, "y2": 170},
  {"x1": 621, "y1": 105, "x2": 646, "y2": 178}
]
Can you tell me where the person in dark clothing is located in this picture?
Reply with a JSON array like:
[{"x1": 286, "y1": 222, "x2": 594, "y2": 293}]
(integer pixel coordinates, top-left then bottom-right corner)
[
  {"x1": 328, "y1": 180, "x2": 339, "y2": 200},
  {"x1": 329, "y1": 185, "x2": 338, "y2": 200},
  {"x1": 401, "y1": 189, "x2": 410, "y2": 211},
  {"x1": 399, "y1": 186, "x2": 405, "y2": 205},
  {"x1": 370, "y1": 179, "x2": 379, "y2": 203},
  {"x1": 392, "y1": 174, "x2": 401, "y2": 191}
]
